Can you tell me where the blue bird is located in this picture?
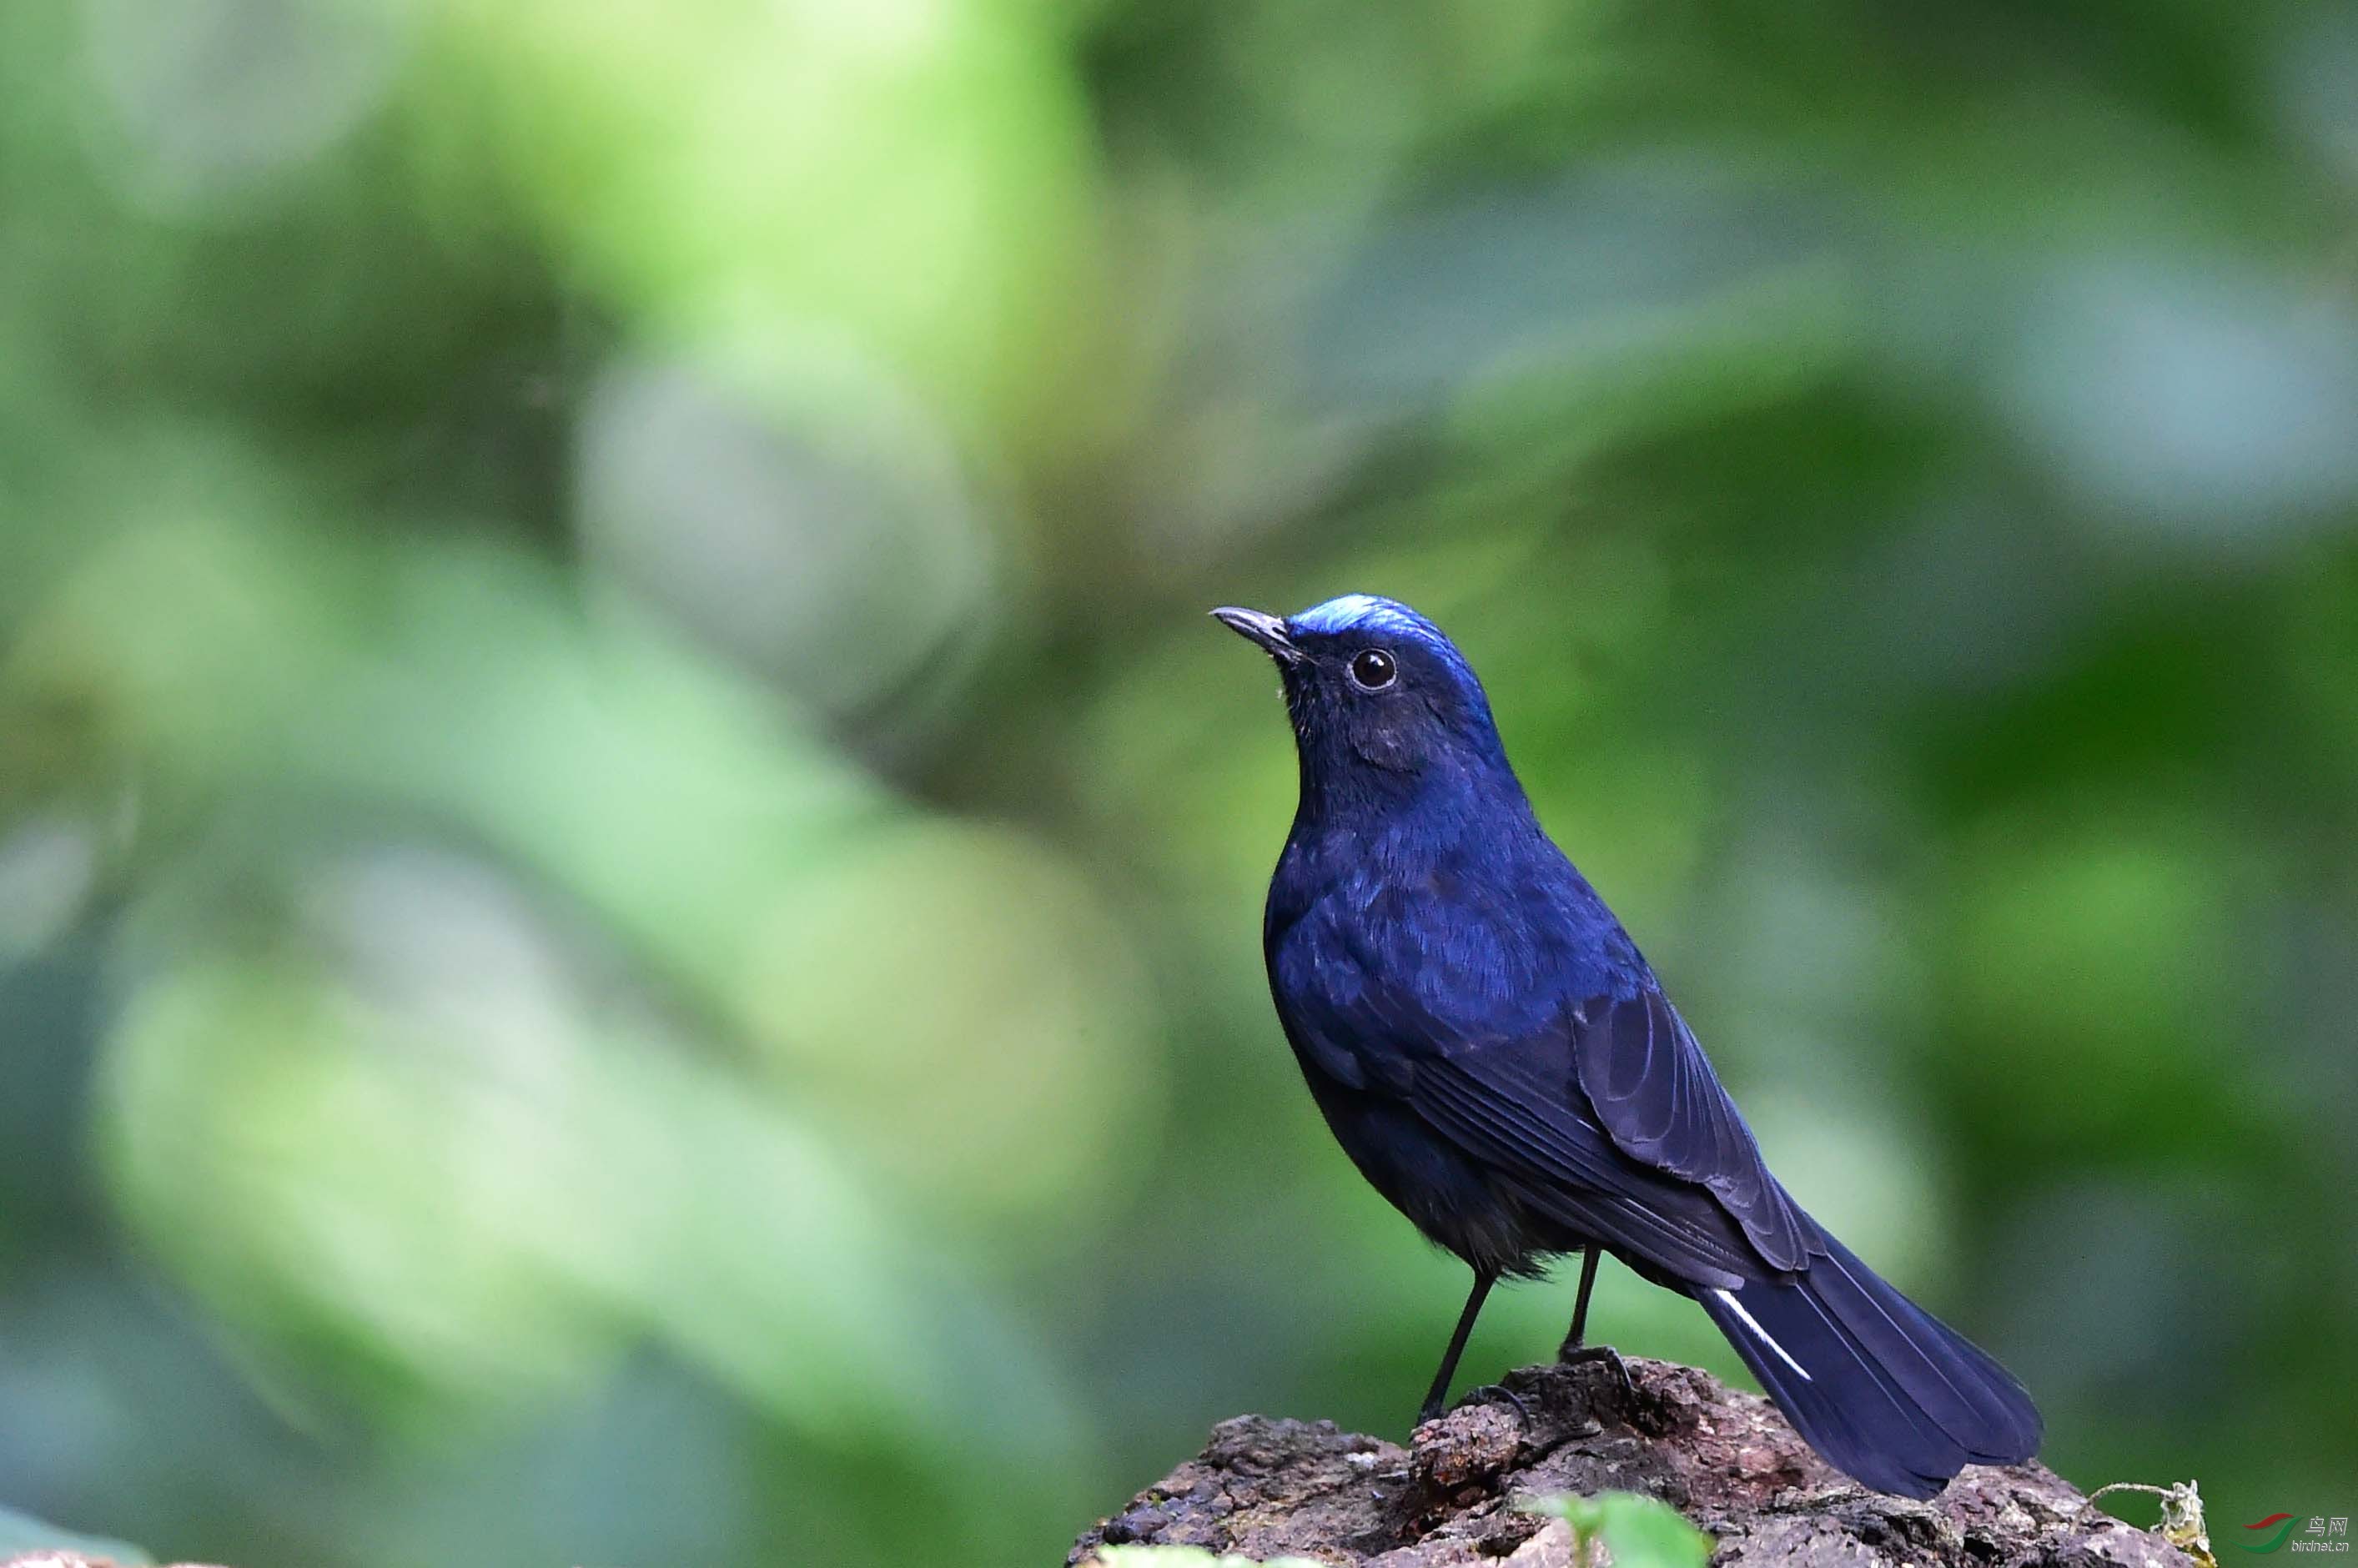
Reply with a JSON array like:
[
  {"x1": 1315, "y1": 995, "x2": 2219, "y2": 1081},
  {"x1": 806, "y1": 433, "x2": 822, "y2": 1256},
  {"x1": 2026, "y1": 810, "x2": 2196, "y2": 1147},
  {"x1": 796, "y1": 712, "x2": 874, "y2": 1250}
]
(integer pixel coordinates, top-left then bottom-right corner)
[{"x1": 1213, "y1": 593, "x2": 2040, "y2": 1499}]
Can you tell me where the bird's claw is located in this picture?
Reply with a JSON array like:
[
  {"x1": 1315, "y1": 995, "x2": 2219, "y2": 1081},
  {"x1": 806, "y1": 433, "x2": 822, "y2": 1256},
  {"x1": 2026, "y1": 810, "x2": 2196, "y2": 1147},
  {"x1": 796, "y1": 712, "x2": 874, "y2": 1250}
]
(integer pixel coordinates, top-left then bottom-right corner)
[
  {"x1": 1453, "y1": 1380, "x2": 1534, "y2": 1425},
  {"x1": 1557, "y1": 1342, "x2": 1637, "y2": 1402}
]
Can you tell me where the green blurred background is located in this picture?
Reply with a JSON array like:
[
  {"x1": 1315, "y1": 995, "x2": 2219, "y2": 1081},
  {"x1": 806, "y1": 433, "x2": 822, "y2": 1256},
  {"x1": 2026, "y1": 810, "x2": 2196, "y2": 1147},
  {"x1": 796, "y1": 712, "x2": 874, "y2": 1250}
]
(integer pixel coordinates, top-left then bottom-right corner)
[{"x1": 3, "y1": 0, "x2": 2355, "y2": 1561}]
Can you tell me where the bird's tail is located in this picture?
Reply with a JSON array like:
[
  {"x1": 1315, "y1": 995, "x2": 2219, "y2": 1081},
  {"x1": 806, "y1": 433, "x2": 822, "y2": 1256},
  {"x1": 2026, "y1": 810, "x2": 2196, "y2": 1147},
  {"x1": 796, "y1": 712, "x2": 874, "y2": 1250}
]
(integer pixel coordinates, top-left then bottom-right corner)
[{"x1": 1695, "y1": 1221, "x2": 2040, "y2": 1500}]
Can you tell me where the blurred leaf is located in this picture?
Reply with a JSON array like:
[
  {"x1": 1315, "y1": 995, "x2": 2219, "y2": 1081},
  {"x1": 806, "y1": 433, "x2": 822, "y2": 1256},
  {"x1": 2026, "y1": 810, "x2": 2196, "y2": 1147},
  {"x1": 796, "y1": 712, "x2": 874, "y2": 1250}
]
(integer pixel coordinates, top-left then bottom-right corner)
[
  {"x1": 1522, "y1": 1490, "x2": 1713, "y2": 1568},
  {"x1": 1089, "y1": 1549, "x2": 1324, "y2": 1568},
  {"x1": 0, "y1": 1504, "x2": 153, "y2": 1565}
]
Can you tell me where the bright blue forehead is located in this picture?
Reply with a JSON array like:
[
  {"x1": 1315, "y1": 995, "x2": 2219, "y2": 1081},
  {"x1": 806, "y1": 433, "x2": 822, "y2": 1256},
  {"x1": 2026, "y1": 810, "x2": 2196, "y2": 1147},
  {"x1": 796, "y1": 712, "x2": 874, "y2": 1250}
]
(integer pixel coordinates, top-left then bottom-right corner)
[
  {"x1": 1286, "y1": 594, "x2": 1446, "y2": 644},
  {"x1": 1284, "y1": 593, "x2": 1496, "y2": 728}
]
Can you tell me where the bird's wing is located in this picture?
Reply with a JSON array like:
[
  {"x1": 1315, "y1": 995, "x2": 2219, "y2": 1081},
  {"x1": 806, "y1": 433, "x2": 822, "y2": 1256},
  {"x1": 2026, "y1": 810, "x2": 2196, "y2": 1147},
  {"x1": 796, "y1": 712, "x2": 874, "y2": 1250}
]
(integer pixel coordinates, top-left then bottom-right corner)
[
  {"x1": 1566, "y1": 988, "x2": 1812, "y2": 1272},
  {"x1": 1269, "y1": 887, "x2": 1809, "y2": 1282},
  {"x1": 1406, "y1": 1045, "x2": 1760, "y2": 1286}
]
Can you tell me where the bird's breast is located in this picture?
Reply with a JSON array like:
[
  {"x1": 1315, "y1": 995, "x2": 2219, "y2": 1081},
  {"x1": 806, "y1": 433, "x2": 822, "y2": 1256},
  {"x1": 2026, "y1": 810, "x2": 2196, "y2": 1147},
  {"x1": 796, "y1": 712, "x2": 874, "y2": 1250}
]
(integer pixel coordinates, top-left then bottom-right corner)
[{"x1": 1266, "y1": 832, "x2": 1600, "y2": 1052}]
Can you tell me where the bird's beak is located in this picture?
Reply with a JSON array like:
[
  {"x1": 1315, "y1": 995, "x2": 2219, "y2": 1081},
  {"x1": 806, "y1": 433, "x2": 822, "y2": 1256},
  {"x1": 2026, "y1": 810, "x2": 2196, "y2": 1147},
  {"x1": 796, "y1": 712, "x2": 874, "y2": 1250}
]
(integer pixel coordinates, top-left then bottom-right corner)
[{"x1": 1210, "y1": 606, "x2": 1303, "y2": 666}]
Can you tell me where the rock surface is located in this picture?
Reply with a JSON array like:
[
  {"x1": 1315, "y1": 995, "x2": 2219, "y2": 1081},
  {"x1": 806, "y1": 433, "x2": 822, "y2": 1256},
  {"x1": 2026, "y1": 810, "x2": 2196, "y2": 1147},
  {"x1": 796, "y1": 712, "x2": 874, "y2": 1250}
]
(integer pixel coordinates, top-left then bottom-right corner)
[{"x1": 1069, "y1": 1357, "x2": 2194, "y2": 1568}]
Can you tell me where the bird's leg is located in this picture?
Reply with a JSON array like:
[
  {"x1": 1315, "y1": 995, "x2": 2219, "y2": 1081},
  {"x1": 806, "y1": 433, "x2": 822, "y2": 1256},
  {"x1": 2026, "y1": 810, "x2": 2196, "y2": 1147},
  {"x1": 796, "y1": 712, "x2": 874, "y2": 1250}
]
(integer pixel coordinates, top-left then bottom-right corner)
[
  {"x1": 1556, "y1": 1246, "x2": 1636, "y2": 1400},
  {"x1": 1557, "y1": 1244, "x2": 1601, "y2": 1355},
  {"x1": 1415, "y1": 1269, "x2": 1498, "y2": 1426}
]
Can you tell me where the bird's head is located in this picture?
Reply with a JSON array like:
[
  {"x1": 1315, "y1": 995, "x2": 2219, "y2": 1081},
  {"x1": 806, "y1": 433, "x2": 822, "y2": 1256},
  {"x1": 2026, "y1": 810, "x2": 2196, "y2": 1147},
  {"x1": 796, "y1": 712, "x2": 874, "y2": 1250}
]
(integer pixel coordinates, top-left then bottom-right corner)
[{"x1": 1212, "y1": 594, "x2": 1507, "y2": 788}]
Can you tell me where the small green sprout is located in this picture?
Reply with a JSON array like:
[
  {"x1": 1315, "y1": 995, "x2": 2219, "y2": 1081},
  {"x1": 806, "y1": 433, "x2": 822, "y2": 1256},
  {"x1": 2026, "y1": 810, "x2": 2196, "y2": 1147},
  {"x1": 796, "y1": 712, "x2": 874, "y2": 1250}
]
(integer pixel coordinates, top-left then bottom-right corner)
[{"x1": 1520, "y1": 1490, "x2": 1714, "y2": 1568}]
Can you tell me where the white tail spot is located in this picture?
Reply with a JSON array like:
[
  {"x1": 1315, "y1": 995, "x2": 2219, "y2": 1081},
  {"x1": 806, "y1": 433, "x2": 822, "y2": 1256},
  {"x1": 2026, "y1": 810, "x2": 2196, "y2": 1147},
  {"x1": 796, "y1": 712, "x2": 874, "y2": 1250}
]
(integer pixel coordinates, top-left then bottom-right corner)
[{"x1": 1714, "y1": 1289, "x2": 1813, "y2": 1381}]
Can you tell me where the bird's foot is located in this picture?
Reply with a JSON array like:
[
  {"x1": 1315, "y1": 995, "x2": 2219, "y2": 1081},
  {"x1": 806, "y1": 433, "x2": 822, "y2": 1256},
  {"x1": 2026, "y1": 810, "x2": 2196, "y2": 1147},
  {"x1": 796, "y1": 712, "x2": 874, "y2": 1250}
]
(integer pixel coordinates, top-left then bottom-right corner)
[
  {"x1": 1413, "y1": 1380, "x2": 1531, "y2": 1432},
  {"x1": 1556, "y1": 1342, "x2": 1637, "y2": 1402},
  {"x1": 1452, "y1": 1380, "x2": 1533, "y2": 1426}
]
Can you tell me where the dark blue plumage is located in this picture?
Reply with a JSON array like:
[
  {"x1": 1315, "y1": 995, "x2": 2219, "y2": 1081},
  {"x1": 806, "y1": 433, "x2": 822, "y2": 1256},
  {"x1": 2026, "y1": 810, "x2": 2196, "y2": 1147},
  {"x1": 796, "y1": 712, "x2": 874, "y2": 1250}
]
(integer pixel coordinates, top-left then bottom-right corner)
[{"x1": 1214, "y1": 594, "x2": 2040, "y2": 1500}]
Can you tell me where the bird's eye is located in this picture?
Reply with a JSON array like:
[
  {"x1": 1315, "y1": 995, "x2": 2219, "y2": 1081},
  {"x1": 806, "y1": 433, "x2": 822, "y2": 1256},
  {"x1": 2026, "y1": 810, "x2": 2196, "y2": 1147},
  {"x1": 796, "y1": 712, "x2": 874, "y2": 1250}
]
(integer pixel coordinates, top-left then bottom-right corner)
[{"x1": 1349, "y1": 648, "x2": 1398, "y2": 691}]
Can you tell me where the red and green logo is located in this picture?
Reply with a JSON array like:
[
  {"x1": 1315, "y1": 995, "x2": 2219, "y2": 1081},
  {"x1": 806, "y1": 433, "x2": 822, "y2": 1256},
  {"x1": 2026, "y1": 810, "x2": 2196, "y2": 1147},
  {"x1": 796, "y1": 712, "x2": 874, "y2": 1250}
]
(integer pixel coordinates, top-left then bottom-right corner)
[{"x1": 2242, "y1": 1515, "x2": 2299, "y2": 1553}]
